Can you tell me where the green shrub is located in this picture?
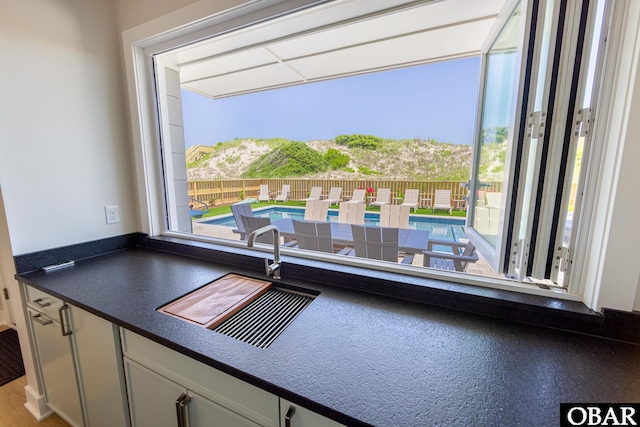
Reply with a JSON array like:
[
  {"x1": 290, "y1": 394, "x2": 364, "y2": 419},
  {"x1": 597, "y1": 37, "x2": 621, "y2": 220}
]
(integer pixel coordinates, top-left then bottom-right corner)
[
  {"x1": 324, "y1": 148, "x2": 351, "y2": 169},
  {"x1": 187, "y1": 153, "x2": 211, "y2": 168},
  {"x1": 335, "y1": 134, "x2": 383, "y2": 150},
  {"x1": 357, "y1": 165, "x2": 380, "y2": 176},
  {"x1": 481, "y1": 126, "x2": 509, "y2": 144},
  {"x1": 243, "y1": 142, "x2": 327, "y2": 178}
]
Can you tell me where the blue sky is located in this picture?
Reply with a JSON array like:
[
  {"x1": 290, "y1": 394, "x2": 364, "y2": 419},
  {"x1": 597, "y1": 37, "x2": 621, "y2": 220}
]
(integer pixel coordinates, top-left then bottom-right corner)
[{"x1": 181, "y1": 56, "x2": 482, "y2": 148}]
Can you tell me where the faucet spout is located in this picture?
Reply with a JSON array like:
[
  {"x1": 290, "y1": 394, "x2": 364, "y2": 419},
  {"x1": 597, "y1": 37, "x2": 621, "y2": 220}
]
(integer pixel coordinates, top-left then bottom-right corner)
[{"x1": 247, "y1": 225, "x2": 281, "y2": 279}]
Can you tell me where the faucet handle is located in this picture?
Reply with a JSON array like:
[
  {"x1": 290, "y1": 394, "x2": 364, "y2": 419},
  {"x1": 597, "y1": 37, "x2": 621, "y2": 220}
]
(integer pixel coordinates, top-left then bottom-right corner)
[{"x1": 263, "y1": 257, "x2": 271, "y2": 276}]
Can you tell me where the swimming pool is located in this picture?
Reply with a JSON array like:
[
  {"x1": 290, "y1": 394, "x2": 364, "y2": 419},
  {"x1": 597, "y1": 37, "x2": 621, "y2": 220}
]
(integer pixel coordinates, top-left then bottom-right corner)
[{"x1": 201, "y1": 206, "x2": 467, "y2": 242}]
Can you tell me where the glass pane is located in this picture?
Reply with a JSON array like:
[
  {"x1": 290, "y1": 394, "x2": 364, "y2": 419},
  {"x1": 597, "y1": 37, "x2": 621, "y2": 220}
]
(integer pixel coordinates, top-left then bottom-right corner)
[
  {"x1": 473, "y1": 4, "x2": 521, "y2": 248},
  {"x1": 519, "y1": 0, "x2": 556, "y2": 242},
  {"x1": 559, "y1": 0, "x2": 606, "y2": 283}
]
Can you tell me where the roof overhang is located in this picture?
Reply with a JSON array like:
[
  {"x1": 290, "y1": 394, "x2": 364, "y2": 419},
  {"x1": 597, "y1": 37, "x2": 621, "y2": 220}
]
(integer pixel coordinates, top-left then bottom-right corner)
[{"x1": 156, "y1": 0, "x2": 506, "y2": 99}]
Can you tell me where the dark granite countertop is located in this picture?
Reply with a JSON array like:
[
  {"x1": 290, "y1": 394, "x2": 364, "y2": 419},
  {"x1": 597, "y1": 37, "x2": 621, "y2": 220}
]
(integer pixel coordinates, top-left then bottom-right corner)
[{"x1": 16, "y1": 243, "x2": 640, "y2": 427}]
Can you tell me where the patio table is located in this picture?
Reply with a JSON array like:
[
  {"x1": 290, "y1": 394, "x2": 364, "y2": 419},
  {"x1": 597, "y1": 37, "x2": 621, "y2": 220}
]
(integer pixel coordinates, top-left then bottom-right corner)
[{"x1": 272, "y1": 218, "x2": 430, "y2": 255}]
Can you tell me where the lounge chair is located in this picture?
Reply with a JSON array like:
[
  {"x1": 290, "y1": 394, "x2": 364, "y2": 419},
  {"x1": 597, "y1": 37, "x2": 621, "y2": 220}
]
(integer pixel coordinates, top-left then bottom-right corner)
[
  {"x1": 337, "y1": 202, "x2": 365, "y2": 224},
  {"x1": 350, "y1": 225, "x2": 414, "y2": 264},
  {"x1": 274, "y1": 184, "x2": 290, "y2": 202},
  {"x1": 433, "y1": 189, "x2": 452, "y2": 214},
  {"x1": 346, "y1": 188, "x2": 366, "y2": 204},
  {"x1": 230, "y1": 201, "x2": 253, "y2": 239},
  {"x1": 379, "y1": 204, "x2": 410, "y2": 229},
  {"x1": 303, "y1": 200, "x2": 330, "y2": 222},
  {"x1": 239, "y1": 215, "x2": 273, "y2": 244},
  {"x1": 323, "y1": 187, "x2": 343, "y2": 206},
  {"x1": 485, "y1": 192, "x2": 502, "y2": 209},
  {"x1": 368, "y1": 188, "x2": 390, "y2": 208},
  {"x1": 422, "y1": 239, "x2": 478, "y2": 272},
  {"x1": 299, "y1": 186, "x2": 322, "y2": 204},
  {"x1": 474, "y1": 192, "x2": 502, "y2": 236},
  {"x1": 401, "y1": 189, "x2": 419, "y2": 212},
  {"x1": 258, "y1": 184, "x2": 270, "y2": 202}
]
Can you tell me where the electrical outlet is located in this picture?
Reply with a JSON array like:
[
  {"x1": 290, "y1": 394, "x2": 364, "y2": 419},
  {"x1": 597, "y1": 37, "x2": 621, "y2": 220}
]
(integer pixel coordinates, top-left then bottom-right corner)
[{"x1": 105, "y1": 206, "x2": 120, "y2": 224}]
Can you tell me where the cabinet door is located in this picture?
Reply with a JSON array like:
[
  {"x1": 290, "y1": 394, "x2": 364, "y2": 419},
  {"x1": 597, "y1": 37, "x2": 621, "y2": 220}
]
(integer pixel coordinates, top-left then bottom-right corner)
[
  {"x1": 28, "y1": 308, "x2": 84, "y2": 427},
  {"x1": 279, "y1": 400, "x2": 347, "y2": 427},
  {"x1": 124, "y1": 357, "x2": 186, "y2": 427},
  {"x1": 70, "y1": 304, "x2": 129, "y2": 427}
]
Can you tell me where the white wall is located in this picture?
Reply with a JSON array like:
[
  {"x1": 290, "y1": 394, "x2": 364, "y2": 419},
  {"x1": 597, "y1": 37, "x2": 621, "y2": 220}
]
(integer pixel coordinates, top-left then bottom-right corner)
[
  {"x1": 0, "y1": 0, "x2": 139, "y2": 419},
  {"x1": 0, "y1": 0, "x2": 137, "y2": 256},
  {"x1": 115, "y1": 0, "x2": 200, "y2": 32}
]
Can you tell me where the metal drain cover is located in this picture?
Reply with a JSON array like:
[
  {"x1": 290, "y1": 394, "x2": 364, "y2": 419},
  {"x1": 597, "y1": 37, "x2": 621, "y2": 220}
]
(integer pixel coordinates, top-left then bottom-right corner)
[{"x1": 213, "y1": 287, "x2": 315, "y2": 348}]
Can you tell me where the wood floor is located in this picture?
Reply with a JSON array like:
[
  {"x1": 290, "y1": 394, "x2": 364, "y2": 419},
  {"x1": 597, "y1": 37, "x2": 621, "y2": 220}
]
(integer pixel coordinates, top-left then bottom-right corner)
[{"x1": 0, "y1": 325, "x2": 70, "y2": 427}]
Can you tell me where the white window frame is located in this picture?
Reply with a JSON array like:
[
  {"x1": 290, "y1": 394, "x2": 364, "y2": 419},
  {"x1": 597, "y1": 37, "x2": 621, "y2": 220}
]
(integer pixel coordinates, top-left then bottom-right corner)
[{"x1": 121, "y1": 0, "x2": 640, "y2": 312}]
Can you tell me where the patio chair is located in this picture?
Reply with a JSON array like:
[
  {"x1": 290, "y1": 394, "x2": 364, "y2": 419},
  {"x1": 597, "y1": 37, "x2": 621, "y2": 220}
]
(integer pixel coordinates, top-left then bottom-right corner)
[
  {"x1": 368, "y1": 188, "x2": 390, "y2": 208},
  {"x1": 346, "y1": 188, "x2": 366, "y2": 204},
  {"x1": 258, "y1": 184, "x2": 270, "y2": 202},
  {"x1": 337, "y1": 202, "x2": 365, "y2": 224},
  {"x1": 239, "y1": 215, "x2": 273, "y2": 244},
  {"x1": 401, "y1": 189, "x2": 420, "y2": 212},
  {"x1": 298, "y1": 186, "x2": 323, "y2": 204},
  {"x1": 230, "y1": 201, "x2": 253, "y2": 239},
  {"x1": 292, "y1": 220, "x2": 335, "y2": 253},
  {"x1": 422, "y1": 239, "x2": 479, "y2": 272},
  {"x1": 303, "y1": 200, "x2": 330, "y2": 222},
  {"x1": 379, "y1": 204, "x2": 410, "y2": 229},
  {"x1": 274, "y1": 184, "x2": 290, "y2": 202},
  {"x1": 433, "y1": 189, "x2": 452, "y2": 214},
  {"x1": 323, "y1": 187, "x2": 343, "y2": 206},
  {"x1": 350, "y1": 225, "x2": 414, "y2": 264}
]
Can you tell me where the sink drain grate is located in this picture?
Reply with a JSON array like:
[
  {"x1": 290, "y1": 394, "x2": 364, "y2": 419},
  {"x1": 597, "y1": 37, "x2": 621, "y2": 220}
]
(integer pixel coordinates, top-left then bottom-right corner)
[{"x1": 212, "y1": 287, "x2": 314, "y2": 348}]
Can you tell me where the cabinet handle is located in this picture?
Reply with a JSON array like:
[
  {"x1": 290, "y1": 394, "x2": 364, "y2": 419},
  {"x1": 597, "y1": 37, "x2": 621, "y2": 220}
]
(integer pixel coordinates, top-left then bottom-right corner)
[
  {"x1": 33, "y1": 298, "x2": 51, "y2": 308},
  {"x1": 176, "y1": 393, "x2": 192, "y2": 427},
  {"x1": 31, "y1": 313, "x2": 52, "y2": 326},
  {"x1": 58, "y1": 305, "x2": 72, "y2": 336},
  {"x1": 176, "y1": 393, "x2": 187, "y2": 427},
  {"x1": 180, "y1": 394, "x2": 192, "y2": 427},
  {"x1": 285, "y1": 405, "x2": 296, "y2": 427}
]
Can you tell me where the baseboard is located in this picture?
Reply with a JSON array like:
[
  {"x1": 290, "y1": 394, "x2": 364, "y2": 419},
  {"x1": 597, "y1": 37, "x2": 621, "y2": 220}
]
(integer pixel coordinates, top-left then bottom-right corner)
[{"x1": 23, "y1": 383, "x2": 52, "y2": 421}]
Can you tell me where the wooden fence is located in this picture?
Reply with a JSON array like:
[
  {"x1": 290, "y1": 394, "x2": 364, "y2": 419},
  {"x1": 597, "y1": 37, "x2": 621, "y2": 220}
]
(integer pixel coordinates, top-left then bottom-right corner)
[{"x1": 188, "y1": 179, "x2": 503, "y2": 207}]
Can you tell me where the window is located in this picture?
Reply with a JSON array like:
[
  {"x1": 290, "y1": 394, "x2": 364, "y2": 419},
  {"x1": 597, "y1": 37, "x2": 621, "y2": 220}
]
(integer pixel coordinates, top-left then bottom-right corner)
[{"x1": 127, "y1": 0, "x2": 621, "y2": 304}]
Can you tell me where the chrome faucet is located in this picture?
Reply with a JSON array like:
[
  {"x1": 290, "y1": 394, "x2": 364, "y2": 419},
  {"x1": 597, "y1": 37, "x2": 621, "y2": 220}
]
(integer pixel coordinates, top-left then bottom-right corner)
[{"x1": 247, "y1": 225, "x2": 281, "y2": 280}]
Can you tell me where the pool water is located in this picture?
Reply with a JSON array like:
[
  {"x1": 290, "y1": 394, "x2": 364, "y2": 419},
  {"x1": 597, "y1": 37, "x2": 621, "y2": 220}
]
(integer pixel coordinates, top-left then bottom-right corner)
[{"x1": 202, "y1": 206, "x2": 467, "y2": 242}]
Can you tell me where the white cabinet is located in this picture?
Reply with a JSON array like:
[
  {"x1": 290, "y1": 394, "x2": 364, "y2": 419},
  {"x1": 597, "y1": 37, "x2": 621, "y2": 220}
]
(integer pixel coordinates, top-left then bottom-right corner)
[
  {"x1": 68, "y1": 303, "x2": 130, "y2": 427},
  {"x1": 23, "y1": 284, "x2": 129, "y2": 427},
  {"x1": 27, "y1": 305, "x2": 83, "y2": 426},
  {"x1": 121, "y1": 329, "x2": 280, "y2": 427},
  {"x1": 279, "y1": 400, "x2": 347, "y2": 427}
]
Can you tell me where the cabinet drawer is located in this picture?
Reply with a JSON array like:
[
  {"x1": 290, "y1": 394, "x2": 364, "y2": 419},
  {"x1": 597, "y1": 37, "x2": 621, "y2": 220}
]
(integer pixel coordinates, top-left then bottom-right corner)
[
  {"x1": 25, "y1": 285, "x2": 64, "y2": 316},
  {"x1": 121, "y1": 328, "x2": 279, "y2": 427}
]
